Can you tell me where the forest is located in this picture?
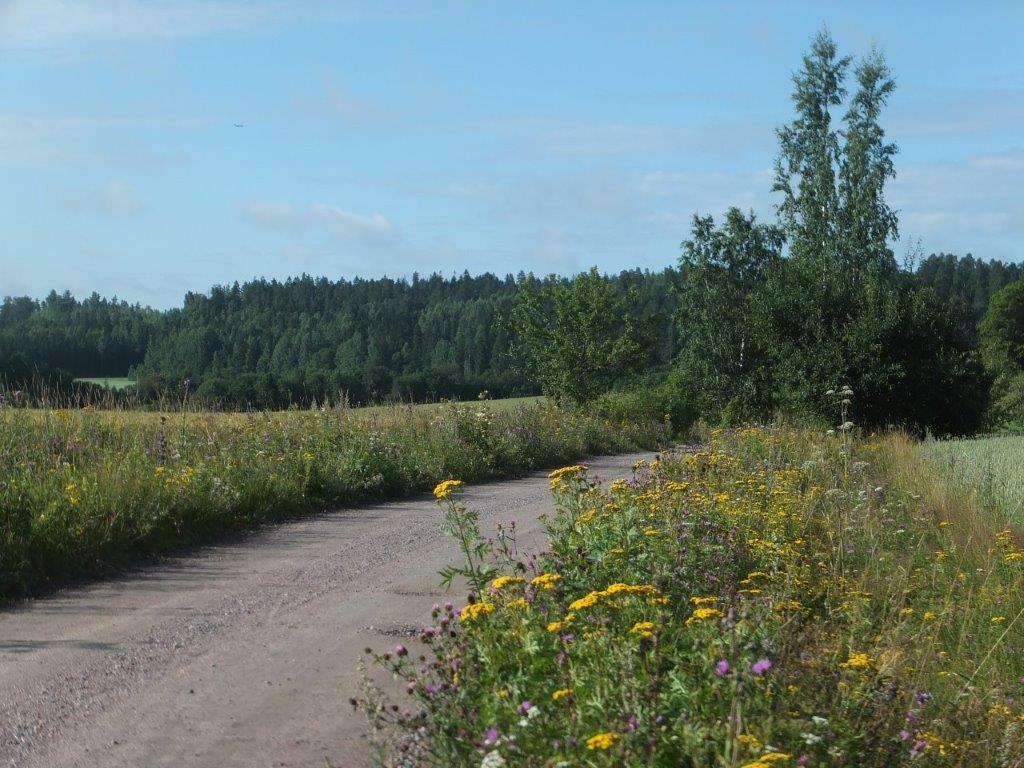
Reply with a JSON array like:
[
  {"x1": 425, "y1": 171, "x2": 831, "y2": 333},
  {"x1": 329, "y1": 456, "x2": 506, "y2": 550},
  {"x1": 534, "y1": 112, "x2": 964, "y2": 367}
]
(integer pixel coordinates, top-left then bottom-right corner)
[{"x1": 0, "y1": 254, "x2": 1013, "y2": 411}]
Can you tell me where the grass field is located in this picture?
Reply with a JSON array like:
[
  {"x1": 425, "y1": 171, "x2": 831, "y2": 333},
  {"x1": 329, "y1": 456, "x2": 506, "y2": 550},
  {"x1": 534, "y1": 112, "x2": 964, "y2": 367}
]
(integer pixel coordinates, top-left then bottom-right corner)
[
  {"x1": 74, "y1": 377, "x2": 137, "y2": 390},
  {"x1": 0, "y1": 397, "x2": 664, "y2": 598},
  {"x1": 921, "y1": 434, "x2": 1024, "y2": 523},
  {"x1": 364, "y1": 427, "x2": 1024, "y2": 766}
]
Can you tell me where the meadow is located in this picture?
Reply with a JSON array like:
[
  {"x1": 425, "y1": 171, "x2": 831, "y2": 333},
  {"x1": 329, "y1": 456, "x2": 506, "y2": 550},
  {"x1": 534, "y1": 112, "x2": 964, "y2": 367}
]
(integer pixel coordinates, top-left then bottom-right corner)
[
  {"x1": 364, "y1": 426, "x2": 1024, "y2": 767},
  {"x1": 0, "y1": 398, "x2": 667, "y2": 599}
]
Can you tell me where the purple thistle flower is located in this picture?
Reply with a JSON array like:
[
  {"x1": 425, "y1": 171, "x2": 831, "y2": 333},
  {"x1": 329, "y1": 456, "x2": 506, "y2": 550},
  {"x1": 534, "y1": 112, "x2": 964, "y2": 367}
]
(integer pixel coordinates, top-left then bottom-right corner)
[
  {"x1": 517, "y1": 700, "x2": 533, "y2": 714},
  {"x1": 797, "y1": 757, "x2": 810, "y2": 767},
  {"x1": 899, "y1": 729, "x2": 911, "y2": 742},
  {"x1": 751, "y1": 657, "x2": 772, "y2": 675},
  {"x1": 625, "y1": 713, "x2": 638, "y2": 732},
  {"x1": 483, "y1": 726, "x2": 500, "y2": 746},
  {"x1": 714, "y1": 659, "x2": 731, "y2": 677}
]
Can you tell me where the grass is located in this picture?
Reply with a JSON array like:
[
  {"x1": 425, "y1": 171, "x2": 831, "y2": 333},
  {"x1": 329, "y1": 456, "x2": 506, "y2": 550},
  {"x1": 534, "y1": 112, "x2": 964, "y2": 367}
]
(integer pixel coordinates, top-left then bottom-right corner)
[
  {"x1": 74, "y1": 377, "x2": 137, "y2": 390},
  {"x1": 0, "y1": 398, "x2": 667, "y2": 599},
  {"x1": 362, "y1": 426, "x2": 1024, "y2": 766},
  {"x1": 921, "y1": 434, "x2": 1024, "y2": 524}
]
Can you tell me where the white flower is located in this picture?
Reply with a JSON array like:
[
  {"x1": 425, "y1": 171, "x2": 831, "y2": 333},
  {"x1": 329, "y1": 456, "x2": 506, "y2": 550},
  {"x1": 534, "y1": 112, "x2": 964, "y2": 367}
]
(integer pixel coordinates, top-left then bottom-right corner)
[
  {"x1": 811, "y1": 715, "x2": 829, "y2": 727},
  {"x1": 802, "y1": 732, "x2": 824, "y2": 745},
  {"x1": 527, "y1": 705, "x2": 542, "y2": 720},
  {"x1": 480, "y1": 750, "x2": 506, "y2": 768}
]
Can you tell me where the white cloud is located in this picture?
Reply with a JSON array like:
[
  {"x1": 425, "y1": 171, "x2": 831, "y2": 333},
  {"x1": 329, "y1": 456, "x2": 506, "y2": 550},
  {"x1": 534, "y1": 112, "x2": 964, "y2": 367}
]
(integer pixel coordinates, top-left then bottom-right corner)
[
  {"x1": 241, "y1": 200, "x2": 397, "y2": 243},
  {"x1": 0, "y1": 0, "x2": 269, "y2": 49},
  {"x1": 53, "y1": 180, "x2": 142, "y2": 216},
  {"x1": 309, "y1": 204, "x2": 396, "y2": 240},
  {"x1": 891, "y1": 150, "x2": 1024, "y2": 259}
]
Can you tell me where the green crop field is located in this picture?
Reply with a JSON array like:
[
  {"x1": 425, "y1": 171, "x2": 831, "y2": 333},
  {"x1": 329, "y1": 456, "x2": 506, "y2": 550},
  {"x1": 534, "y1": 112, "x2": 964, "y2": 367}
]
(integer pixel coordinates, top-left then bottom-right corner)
[
  {"x1": 922, "y1": 434, "x2": 1024, "y2": 523},
  {"x1": 74, "y1": 377, "x2": 137, "y2": 390}
]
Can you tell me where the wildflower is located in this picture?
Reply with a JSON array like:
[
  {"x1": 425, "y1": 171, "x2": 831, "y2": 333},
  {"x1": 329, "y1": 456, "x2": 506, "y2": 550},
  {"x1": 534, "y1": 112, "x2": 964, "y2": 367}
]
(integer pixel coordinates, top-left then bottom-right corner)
[
  {"x1": 737, "y1": 734, "x2": 762, "y2": 750},
  {"x1": 480, "y1": 750, "x2": 506, "y2": 768},
  {"x1": 714, "y1": 659, "x2": 731, "y2": 677},
  {"x1": 690, "y1": 595, "x2": 720, "y2": 606},
  {"x1": 991, "y1": 616, "x2": 1007, "y2": 623},
  {"x1": 517, "y1": 700, "x2": 533, "y2": 715},
  {"x1": 839, "y1": 652, "x2": 873, "y2": 670},
  {"x1": 393, "y1": 644, "x2": 408, "y2": 657},
  {"x1": 490, "y1": 576, "x2": 524, "y2": 591},
  {"x1": 922, "y1": 611, "x2": 937, "y2": 621},
  {"x1": 433, "y1": 479, "x2": 464, "y2": 500},
  {"x1": 629, "y1": 621, "x2": 655, "y2": 638},
  {"x1": 751, "y1": 658, "x2": 772, "y2": 675},
  {"x1": 547, "y1": 620, "x2": 567, "y2": 633},
  {"x1": 483, "y1": 726, "x2": 500, "y2": 746},
  {"x1": 760, "y1": 755, "x2": 792, "y2": 763},
  {"x1": 530, "y1": 573, "x2": 561, "y2": 590},
  {"x1": 686, "y1": 607, "x2": 724, "y2": 625},
  {"x1": 585, "y1": 732, "x2": 620, "y2": 750},
  {"x1": 552, "y1": 688, "x2": 572, "y2": 701},
  {"x1": 460, "y1": 603, "x2": 495, "y2": 623}
]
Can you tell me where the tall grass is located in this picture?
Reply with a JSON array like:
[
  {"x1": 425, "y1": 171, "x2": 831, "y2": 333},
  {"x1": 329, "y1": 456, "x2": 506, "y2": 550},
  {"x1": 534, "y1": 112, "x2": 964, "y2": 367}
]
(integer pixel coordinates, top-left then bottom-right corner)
[
  {"x1": 0, "y1": 400, "x2": 668, "y2": 599},
  {"x1": 362, "y1": 427, "x2": 1024, "y2": 766}
]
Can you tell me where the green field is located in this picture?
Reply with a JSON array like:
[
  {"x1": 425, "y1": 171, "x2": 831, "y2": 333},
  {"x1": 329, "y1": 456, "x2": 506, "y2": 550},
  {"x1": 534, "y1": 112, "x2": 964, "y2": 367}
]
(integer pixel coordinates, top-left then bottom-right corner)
[
  {"x1": 922, "y1": 434, "x2": 1024, "y2": 522},
  {"x1": 74, "y1": 377, "x2": 137, "y2": 390}
]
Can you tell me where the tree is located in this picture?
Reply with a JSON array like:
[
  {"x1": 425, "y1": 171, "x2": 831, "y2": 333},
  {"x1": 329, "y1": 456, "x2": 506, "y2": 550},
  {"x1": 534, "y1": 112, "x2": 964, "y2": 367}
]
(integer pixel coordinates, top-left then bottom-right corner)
[
  {"x1": 980, "y1": 280, "x2": 1024, "y2": 425},
  {"x1": 507, "y1": 268, "x2": 655, "y2": 404},
  {"x1": 676, "y1": 208, "x2": 783, "y2": 422}
]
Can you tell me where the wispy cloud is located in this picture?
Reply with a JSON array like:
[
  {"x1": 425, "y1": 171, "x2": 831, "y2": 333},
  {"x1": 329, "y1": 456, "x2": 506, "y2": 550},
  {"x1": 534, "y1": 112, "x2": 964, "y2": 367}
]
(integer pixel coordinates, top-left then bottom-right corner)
[
  {"x1": 892, "y1": 150, "x2": 1024, "y2": 259},
  {"x1": 0, "y1": 0, "x2": 270, "y2": 49},
  {"x1": 53, "y1": 180, "x2": 142, "y2": 216},
  {"x1": 242, "y1": 200, "x2": 398, "y2": 243}
]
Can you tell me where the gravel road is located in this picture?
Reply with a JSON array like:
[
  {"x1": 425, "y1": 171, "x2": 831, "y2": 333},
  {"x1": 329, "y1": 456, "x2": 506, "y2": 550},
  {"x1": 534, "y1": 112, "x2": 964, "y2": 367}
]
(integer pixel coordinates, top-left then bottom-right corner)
[{"x1": 0, "y1": 452, "x2": 651, "y2": 768}]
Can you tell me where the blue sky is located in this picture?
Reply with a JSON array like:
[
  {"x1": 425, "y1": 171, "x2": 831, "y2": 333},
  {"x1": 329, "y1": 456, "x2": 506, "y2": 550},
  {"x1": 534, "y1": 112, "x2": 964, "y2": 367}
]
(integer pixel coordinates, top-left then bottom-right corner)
[{"x1": 1, "y1": 1, "x2": 1022, "y2": 308}]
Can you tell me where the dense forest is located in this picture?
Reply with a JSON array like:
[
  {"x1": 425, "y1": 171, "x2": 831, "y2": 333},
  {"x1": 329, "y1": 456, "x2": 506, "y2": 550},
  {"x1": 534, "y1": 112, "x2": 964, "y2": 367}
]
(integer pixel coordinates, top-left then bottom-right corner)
[
  {"x1": 0, "y1": 252, "x2": 1013, "y2": 410},
  {"x1": 0, "y1": 270, "x2": 679, "y2": 407}
]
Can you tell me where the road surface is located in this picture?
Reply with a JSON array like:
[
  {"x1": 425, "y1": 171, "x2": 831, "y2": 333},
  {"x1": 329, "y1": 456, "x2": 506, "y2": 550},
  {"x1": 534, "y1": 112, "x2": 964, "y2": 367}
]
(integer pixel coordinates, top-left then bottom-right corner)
[{"x1": 0, "y1": 452, "x2": 650, "y2": 768}]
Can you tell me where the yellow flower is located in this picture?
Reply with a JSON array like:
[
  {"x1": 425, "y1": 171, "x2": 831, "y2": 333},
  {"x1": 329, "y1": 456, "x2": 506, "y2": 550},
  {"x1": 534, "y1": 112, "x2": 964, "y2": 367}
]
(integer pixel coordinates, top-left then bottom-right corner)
[
  {"x1": 736, "y1": 733, "x2": 762, "y2": 750},
  {"x1": 630, "y1": 621, "x2": 655, "y2": 638},
  {"x1": 497, "y1": 688, "x2": 510, "y2": 698},
  {"x1": 922, "y1": 611, "x2": 937, "y2": 621},
  {"x1": 569, "y1": 591, "x2": 602, "y2": 612},
  {"x1": 760, "y1": 756, "x2": 792, "y2": 764},
  {"x1": 459, "y1": 602, "x2": 495, "y2": 623},
  {"x1": 686, "y1": 607, "x2": 724, "y2": 625},
  {"x1": 991, "y1": 616, "x2": 1007, "y2": 624},
  {"x1": 530, "y1": 573, "x2": 562, "y2": 590},
  {"x1": 585, "y1": 732, "x2": 620, "y2": 750},
  {"x1": 433, "y1": 479, "x2": 464, "y2": 500},
  {"x1": 548, "y1": 464, "x2": 586, "y2": 480},
  {"x1": 490, "y1": 575, "x2": 525, "y2": 591},
  {"x1": 505, "y1": 598, "x2": 528, "y2": 611},
  {"x1": 840, "y1": 652, "x2": 874, "y2": 670},
  {"x1": 552, "y1": 688, "x2": 572, "y2": 701},
  {"x1": 547, "y1": 620, "x2": 567, "y2": 633}
]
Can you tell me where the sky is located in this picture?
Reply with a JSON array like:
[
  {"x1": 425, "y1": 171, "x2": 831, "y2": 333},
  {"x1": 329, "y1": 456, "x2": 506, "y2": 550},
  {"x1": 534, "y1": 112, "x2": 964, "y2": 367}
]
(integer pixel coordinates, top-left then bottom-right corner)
[{"x1": 1, "y1": 0, "x2": 1022, "y2": 309}]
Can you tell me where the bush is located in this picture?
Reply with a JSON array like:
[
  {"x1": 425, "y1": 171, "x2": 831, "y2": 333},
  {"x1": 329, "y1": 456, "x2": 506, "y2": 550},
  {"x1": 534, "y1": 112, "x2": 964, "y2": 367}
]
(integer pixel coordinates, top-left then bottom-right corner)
[{"x1": 590, "y1": 373, "x2": 696, "y2": 436}]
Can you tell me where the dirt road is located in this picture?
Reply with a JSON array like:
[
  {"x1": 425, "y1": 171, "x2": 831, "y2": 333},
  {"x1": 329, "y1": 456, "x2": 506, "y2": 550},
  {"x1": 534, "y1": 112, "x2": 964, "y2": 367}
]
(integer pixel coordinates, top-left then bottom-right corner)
[{"x1": 0, "y1": 452, "x2": 650, "y2": 768}]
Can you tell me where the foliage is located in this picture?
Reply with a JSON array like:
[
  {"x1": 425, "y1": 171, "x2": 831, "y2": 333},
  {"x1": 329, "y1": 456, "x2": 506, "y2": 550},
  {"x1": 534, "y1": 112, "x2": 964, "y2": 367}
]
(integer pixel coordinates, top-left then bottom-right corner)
[
  {"x1": 676, "y1": 209, "x2": 782, "y2": 422},
  {"x1": 362, "y1": 427, "x2": 1024, "y2": 767},
  {"x1": 670, "y1": 30, "x2": 987, "y2": 435},
  {"x1": 916, "y1": 254, "x2": 1023, "y2": 333},
  {"x1": 0, "y1": 400, "x2": 669, "y2": 598},
  {"x1": 979, "y1": 280, "x2": 1024, "y2": 426},
  {"x1": 2, "y1": 271, "x2": 680, "y2": 409},
  {"x1": 589, "y1": 372, "x2": 696, "y2": 436},
  {"x1": 507, "y1": 268, "x2": 659, "y2": 405}
]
